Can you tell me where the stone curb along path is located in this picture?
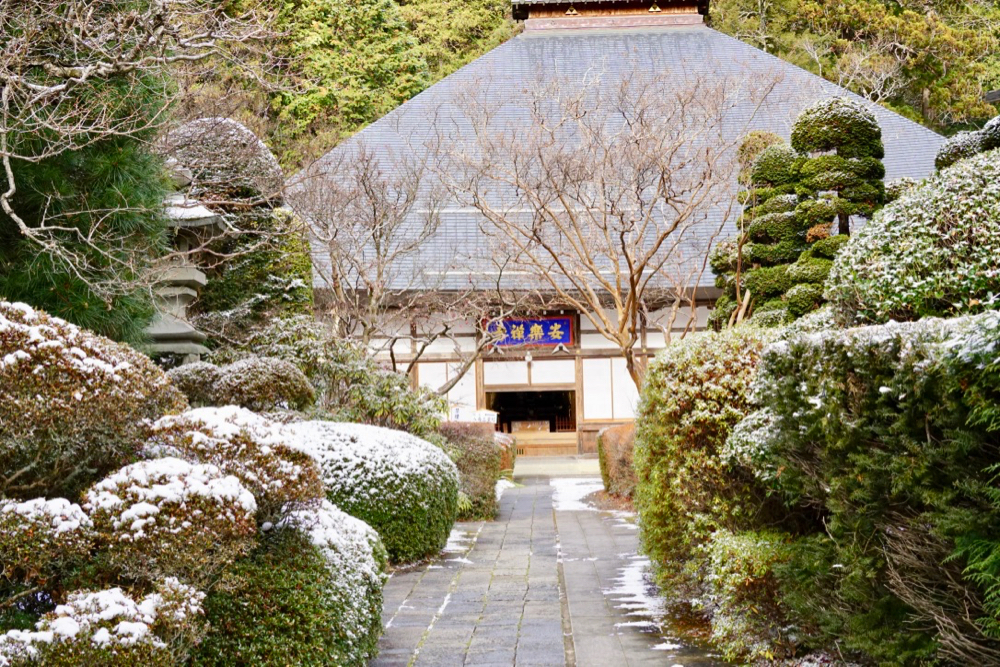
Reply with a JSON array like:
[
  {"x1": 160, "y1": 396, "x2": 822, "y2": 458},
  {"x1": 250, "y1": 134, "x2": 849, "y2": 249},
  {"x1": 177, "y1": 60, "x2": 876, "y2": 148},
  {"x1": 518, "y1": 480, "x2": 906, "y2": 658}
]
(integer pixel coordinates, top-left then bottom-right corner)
[{"x1": 372, "y1": 469, "x2": 724, "y2": 667}]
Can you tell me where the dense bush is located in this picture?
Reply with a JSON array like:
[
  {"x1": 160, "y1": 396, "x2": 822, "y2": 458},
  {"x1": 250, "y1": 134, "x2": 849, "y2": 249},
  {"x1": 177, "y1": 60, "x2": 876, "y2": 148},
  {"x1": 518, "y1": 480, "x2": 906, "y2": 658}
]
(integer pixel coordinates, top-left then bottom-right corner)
[
  {"x1": 0, "y1": 579, "x2": 206, "y2": 666},
  {"x1": 438, "y1": 422, "x2": 503, "y2": 520},
  {"x1": 195, "y1": 501, "x2": 386, "y2": 666},
  {"x1": 281, "y1": 420, "x2": 459, "y2": 563},
  {"x1": 147, "y1": 407, "x2": 324, "y2": 523},
  {"x1": 212, "y1": 357, "x2": 316, "y2": 412},
  {"x1": 0, "y1": 301, "x2": 186, "y2": 500},
  {"x1": 210, "y1": 316, "x2": 445, "y2": 437},
  {"x1": 827, "y1": 148, "x2": 1000, "y2": 325},
  {"x1": 740, "y1": 312, "x2": 1000, "y2": 664},
  {"x1": 82, "y1": 458, "x2": 258, "y2": 587},
  {"x1": 597, "y1": 424, "x2": 636, "y2": 499},
  {"x1": 634, "y1": 327, "x2": 779, "y2": 600},
  {"x1": 934, "y1": 115, "x2": 1000, "y2": 170},
  {"x1": 0, "y1": 499, "x2": 93, "y2": 597},
  {"x1": 166, "y1": 363, "x2": 222, "y2": 408}
]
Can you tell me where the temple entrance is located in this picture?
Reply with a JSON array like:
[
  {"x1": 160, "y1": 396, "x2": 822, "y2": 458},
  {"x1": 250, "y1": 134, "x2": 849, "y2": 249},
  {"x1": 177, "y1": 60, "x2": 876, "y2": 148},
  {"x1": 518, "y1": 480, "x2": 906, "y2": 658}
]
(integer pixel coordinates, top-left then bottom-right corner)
[{"x1": 485, "y1": 390, "x2": 578, "y2": 456}]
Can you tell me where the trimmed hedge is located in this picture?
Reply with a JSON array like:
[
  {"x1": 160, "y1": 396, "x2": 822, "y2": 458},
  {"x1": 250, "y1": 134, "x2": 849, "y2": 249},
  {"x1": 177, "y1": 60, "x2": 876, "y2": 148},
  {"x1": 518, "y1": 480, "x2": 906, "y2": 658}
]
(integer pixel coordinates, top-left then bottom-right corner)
[
  {"x1": 740, "y1": 312, "x2": 1000, "y2": 664},
  {"x1": 634, "y1": 327, "x2": 779, "y2": 600},
  {"x1": 597, "y1": 423, "x2": 636, "y2": 498},
  {"x1": 212, "y1": 357, "x2": 316, "y2": 412},
  {"x1": 827, "y1": 148, "x2": 1000, "y2": 325},
  {"x1": 0, "y1": 301, "x2": 186, "y2": 500},
  {"x1": 281, "y1": 420, "x2": 459, "y2": 563},
  {"x1": 438, "y1": 422, "x2": 503, "y2": 520},
  {"x1": 195, "y1": 501, "x2": 387, "y2": 666}
]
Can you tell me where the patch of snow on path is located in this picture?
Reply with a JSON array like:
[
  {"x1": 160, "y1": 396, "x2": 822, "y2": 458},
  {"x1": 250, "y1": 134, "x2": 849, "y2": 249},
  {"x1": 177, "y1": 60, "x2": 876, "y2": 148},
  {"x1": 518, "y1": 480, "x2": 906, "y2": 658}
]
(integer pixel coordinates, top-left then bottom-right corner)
[
  {"x1": 495, "y1": 479, "x2": 516, "y2": 501},
  {"x1": 550, "y1": 477, "x2": 603, "y2": 511}
]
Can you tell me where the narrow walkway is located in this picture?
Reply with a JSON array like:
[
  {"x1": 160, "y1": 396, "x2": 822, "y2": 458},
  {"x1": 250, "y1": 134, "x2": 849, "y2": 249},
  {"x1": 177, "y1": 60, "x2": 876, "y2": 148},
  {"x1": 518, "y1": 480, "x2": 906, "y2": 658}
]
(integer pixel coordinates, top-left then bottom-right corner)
[{"x1": 372, "y1": 459, "x2": 723, "y2": 667}]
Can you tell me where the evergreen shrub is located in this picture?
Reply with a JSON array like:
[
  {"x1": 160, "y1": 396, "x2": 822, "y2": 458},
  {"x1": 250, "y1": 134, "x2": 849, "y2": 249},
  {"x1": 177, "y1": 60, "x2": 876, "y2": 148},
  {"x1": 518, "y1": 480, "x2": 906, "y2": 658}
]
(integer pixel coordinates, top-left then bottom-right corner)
[
  {"x1": 634, "y1": 327, "x2": 780, "y2": 599},
  {"x1": 166, "y1": 362, "x2": 222, "y2": 407},
  {"x1": 0, "y1": 301, "x2": 186, "y2": 500},
  {"x1": 281, "y1": 420, "x2": 459, "y2": 563},
  {"x1": 147, "y1": 407, "x2": 324, "y2": 523},
  {"x1": 210, "y1": 316, "x2": 445, "y2": 438},
  {"x1": 934, "y1": 115, "x2": 1000, "y2": 170},
  {"x1": 596, "y1": 423, "x2": 636, "y2": 498},
  {"x1": 742, "y1": 312, "x2": 1000, "y2": 664},
  {"x1": 82, "y1": 458, "x2": 258, "y2": 587},
  {"x1": 195, "y1": 501, "x2": 386, "y2": 666},
  {"x1": 827, "y1": 148, "x2": 1000, "y2": 325},
  {"x1": 438, "y1": 422, "x2": 503, "y2": 520},
  {"x1": 212, "y1": 356, "x2": 316, "y2": 412},
  {"x1": 0, "y1": 579, "x2": 206, "y2": 666}
]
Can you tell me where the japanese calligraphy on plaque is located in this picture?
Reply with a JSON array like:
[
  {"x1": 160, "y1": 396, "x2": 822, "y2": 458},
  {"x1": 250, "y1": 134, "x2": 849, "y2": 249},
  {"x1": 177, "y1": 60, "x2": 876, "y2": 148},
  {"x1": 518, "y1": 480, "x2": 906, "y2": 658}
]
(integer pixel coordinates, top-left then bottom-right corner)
[{"x1": 487, "y1": 316, "x2": 574, "y2": 347}]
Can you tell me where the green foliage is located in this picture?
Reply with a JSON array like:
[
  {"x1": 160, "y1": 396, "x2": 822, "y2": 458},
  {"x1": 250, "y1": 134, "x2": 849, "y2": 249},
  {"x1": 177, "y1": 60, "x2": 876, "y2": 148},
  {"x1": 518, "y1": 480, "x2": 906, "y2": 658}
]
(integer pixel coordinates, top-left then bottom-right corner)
[
  {"x1": 212, "y1": 357, "x2": 317, "y2": 413},
  {"x1": 791, "y1": 97, "x2": 884, "y2": 159},
  {"x1": 741, "y1": 312, "x2": 1000, "y2": 663},
  {"x1": 935, "y1": 115, "x2": 1000, "y2": 170},
  {"x1": 634, "y1": 327, "x2": 778, "y2": 598},
  {"x1": 785, "y1": 254, "x2": 832, "y2": 285},
  {"x1": 195, "y1": 509, "x2": 387, "y2": 666},
  {"x1": 737, "y1": 130, "x2": 785, "y2": 184},
  {"x1": 709, "y1": 0, "x2": 999, "y2": 131},
  {"x1": 282, "y1": 421, "x2": 459, "y2": 563},
  {"x1": 744, "y1": 265, "x2": 792, "y2": 299},
  {"x1": 210, "y1": 316, "x2": 445, "y2": 438},
  {"x1": 827, "y1": 148, "x2": 1000, "y2": 325},
  {"x1": 703, "y1": 530, "x2": 795, "y2": 662},
  {"x1": 439, "y1": 422, "x2": 502, "y2": 520},
  {"x1": 809, "y1": 234, "x2": 849, "y2": 259},
  {"x1": 269, "y1": 0, "x2": 431, "y2": 166},
  {"x1": 0, "y1": 137, "x2": 169, "y2": 343},
  {"x1": 749, "y1": 144, "x2": 802, "y2": 187},
  {"x1": 0, "y1": 301, "x2": 187, "y2": 500},
  {"x1": 194, "y1": 209, "x2": 313, "y2": 324},
  {"x1": 783, "y1": 282, "x2": 824, "y2": 318}
]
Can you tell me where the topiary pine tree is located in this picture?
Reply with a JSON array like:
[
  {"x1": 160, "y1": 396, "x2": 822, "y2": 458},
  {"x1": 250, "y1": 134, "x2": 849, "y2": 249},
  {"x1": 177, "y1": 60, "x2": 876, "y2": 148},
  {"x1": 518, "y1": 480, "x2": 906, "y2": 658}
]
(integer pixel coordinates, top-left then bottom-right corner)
[
  {"x1": 711, "y1": 101, "x2": 888, "y2": 327},
  {"x1": 790, "y1": 97, "x2": 885, "y2": 236}
]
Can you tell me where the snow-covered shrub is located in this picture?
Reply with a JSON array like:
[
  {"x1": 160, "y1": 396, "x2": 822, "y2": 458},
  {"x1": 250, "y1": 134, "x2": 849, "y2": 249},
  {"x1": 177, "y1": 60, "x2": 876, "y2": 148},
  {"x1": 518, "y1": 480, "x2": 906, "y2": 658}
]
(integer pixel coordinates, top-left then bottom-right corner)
[
  {"x1": 209, "y1": 316, "x2": 446, "y2": 437},
  {"x1": 147, "y1": 407, "x2": 324, "y2": 523},
  {"x1": 702, "y1": 529, "x2": 795, "y2": 662},
  {"x1": 195, "y1": 501, "x2": 386, "y2": 666},
  {"x1": 596, "y1": 423, "x2": 636, "y2": 498},
  {"x1": 935, "y1": 116, "x2": 1000, "y2": 170},
  {"x1": 212, "y1": 356, "x2": 315, "y2": 412},
  {"x1": 82, "y1": 458, "x2": 257, "y2": 586},
  {"x1": 790, "y1": 97, "x2": 883, "y2": 160},
  {"x1": 745, "y1": 312, "x2": 1000, "y2": 663},
  {"x1": 438, "y1": 422, "x2": 503, "y2": 520},
  {"x1": 0, "y1": 499, "x2": 93, "y2": 592},
  {"x1": 0, "y1": 301, "x2": 186, "y2": 500},
  {"x1": 166, "y1": 362, "x2": 222, "y2": 407},
  {"x1": 281, "y1": 421, "x2": 459, "y2": 563},
  {"x1": 634, "y1": 326, "x2": 784, "y2": 602},
  {"x1": 884, "y1": 177, "x2": 917, "y2": 204},
  {"x1": 827, "y1": 148, "x2": 1000, "y2": 325},
  {"x1": 0, "y1": 578, "x2": 205, "y2": 666},
  {"x1": 165, "y1": 117, "x2": 283, "y2": 203}
]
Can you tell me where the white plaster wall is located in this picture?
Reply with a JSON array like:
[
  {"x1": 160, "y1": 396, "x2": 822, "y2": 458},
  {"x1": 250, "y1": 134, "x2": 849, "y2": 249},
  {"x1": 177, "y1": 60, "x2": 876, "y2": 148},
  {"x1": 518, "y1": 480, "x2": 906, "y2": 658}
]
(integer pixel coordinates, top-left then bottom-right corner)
[
  {"x1": 582, "y1": 358, "x2": 613, "y2": 420},
  {"x1": 611, "y1": 357, "x2": 639, "y2": 419},
  {"x1": 484, "y1": 360, "x2": 529, "y2": 386},
  {"x1": 531, "y1": 359, "x2": 575, "y2": 385}
]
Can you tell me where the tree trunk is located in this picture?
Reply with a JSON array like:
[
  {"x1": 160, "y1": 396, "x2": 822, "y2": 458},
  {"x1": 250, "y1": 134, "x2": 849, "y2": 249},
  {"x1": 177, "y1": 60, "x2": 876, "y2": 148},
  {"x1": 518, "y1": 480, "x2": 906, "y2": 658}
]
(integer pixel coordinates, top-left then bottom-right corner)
[{"x1": 838, "y1": 211, "x2": 850, "y2": 236}]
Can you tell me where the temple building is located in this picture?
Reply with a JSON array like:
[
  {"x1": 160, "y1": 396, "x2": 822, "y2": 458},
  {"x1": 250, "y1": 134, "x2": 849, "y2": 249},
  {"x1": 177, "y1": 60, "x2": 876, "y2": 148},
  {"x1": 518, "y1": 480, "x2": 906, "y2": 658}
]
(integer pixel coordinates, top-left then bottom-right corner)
[{"x1": 293, "y1": 0, "x2": 944, "y2": 455}]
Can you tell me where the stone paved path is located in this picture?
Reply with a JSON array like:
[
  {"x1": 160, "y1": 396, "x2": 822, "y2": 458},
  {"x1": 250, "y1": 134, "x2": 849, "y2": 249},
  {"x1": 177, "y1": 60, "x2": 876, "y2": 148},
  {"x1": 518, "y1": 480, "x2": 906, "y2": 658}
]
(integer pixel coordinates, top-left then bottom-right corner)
[{"x1": 372, "y1": 471, "x2": 724, "y2": 667}]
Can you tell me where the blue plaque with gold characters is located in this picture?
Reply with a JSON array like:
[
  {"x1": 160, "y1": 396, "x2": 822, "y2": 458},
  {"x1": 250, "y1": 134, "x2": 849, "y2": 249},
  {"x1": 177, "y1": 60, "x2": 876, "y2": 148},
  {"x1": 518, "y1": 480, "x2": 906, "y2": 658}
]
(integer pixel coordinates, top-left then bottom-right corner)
[{"x1": 487, "y1": 316, "x2": 574, "y2": 347}]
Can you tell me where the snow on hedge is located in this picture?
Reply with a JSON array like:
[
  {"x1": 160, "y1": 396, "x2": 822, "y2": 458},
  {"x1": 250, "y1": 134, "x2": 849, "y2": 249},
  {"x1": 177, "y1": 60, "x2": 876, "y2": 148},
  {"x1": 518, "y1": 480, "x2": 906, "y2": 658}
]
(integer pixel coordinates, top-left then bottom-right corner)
[
  {"x1": 82, "y1": 457, "x2": 257, "y2": 585},
  {"x1": 278, "y1": 500, "x2": 388, "y2": 657},
  {"x1": 0, "y1": 498, "x2": 94, "y2": 587},
  {"x1": 0, "y1": 578, "x2": 205, "y2": 666},
  {"x1": 826, "y1": 148, "x2": 1000, "y2": 325},
  {"x1": 280, "y1": 421, "x2": 459, "y2": 563},
  {"x1": 0, "y1": 301, "x2": 186, "y2": 500},
  {"x1": 147, "y1": 406, "x2": 323, "y2": 522}
]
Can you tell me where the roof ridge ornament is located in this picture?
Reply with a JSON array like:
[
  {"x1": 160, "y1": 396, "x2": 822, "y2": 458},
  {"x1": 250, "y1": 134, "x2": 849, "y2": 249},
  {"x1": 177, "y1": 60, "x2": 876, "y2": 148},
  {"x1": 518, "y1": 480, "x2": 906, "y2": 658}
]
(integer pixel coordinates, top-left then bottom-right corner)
[
  {"x1": 565, "y1": 5, "x2": 579, "y2": 15},
  {"x1": 649, "y1": 3, "x2": 661, "y2": 11}
]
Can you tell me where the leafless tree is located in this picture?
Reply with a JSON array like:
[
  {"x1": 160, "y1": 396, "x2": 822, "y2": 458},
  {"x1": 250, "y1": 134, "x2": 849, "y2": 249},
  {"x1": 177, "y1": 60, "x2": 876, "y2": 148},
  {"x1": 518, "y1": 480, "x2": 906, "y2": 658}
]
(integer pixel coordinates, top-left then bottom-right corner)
[
  {"x1": 437, "y1": 69, "x2": 782, "y2": 387},
  {"x1": 0, "y1": 0, "x2": 276, "y2": 301},
  {"x1": 290, "y1": 144, "x2": 531, "y2": 395}
]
